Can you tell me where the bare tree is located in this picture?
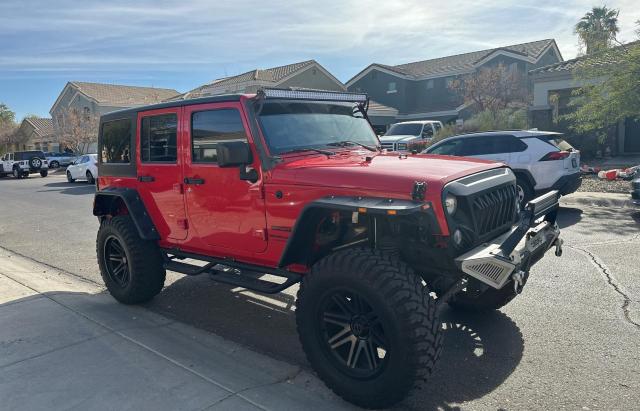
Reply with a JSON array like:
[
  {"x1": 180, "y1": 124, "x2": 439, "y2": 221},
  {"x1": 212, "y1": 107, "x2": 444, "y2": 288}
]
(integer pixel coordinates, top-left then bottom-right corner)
[
  {"x1": 448, "y1": 63, "x2": 528, "y2": 117},
  {"x1": 54, "y1": 108, "x2": 99, "y2": 154}
]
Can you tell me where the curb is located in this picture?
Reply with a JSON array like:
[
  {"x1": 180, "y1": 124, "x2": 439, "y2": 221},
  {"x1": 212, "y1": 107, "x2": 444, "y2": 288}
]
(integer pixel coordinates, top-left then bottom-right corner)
[{"x1": 561, "y1": 192, "x2": 636, "y2": 210}]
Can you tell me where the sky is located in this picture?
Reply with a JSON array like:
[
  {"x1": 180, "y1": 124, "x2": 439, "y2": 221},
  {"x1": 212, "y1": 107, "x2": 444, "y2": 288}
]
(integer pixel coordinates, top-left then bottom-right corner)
[{"x1": 1, "y1": 0, "x2": 639, "y2": 120}]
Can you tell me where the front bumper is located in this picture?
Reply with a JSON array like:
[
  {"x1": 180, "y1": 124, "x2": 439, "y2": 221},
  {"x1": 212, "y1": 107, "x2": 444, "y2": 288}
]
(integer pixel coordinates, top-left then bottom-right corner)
[{"x1": 455, "y1": 190, "x2": 561, "y2": 289}]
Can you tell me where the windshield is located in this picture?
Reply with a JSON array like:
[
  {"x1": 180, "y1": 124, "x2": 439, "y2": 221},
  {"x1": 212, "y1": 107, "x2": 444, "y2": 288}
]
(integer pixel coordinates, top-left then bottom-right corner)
[
  {"x1": 385, "y1": 123, "x2": 422, "y2": 136},
  {"x1": 257, "y1": 101, "x2": 378, "y2": 155}
]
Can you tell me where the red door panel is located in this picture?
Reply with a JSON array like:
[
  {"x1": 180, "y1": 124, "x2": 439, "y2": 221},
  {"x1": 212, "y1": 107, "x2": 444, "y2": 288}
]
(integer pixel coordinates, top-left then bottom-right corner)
[
  {"x1": 136, "y1": 107, "x2": 188, "y2": 241},
  {"x1": 181, "y1": 102, "x2": 267, "y2": 253}
]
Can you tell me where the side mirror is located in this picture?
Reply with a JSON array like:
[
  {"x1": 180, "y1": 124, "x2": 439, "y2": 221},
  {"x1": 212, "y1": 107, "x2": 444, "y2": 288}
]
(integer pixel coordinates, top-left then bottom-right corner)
[{"x1": 217, "y1": 141, "x2": 253, "y2": 168}]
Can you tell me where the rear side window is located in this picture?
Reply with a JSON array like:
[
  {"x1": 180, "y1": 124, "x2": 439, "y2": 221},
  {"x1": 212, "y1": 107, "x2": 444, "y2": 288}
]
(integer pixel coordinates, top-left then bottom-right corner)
[
  {"x1": 101, "y1": 119, "x2": 132, "y2": 164},
  {"x1": 191, "y1": 109, "x2": 247, "y2": 163},
  {"x1": 537, "y1": 135, "x2": 574, "y2": 151},
  {"x1": 460, "y1": 135, "x2": 527, "y2": 156},
  {"x1": 141, "y1": 114, "x2": 178, "y2": 163}
]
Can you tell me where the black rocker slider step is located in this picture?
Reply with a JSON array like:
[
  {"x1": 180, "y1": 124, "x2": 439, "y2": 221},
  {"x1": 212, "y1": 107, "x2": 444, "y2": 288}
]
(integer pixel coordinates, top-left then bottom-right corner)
[{"x1": 164, "y1": 259, "x2": 298, "y2": 294}]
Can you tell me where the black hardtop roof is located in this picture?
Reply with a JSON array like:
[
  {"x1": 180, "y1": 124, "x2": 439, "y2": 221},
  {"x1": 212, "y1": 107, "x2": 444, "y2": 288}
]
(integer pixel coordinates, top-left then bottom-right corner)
[{"x1": 99, "y1": 94, "x2": 247, "y2": 122}]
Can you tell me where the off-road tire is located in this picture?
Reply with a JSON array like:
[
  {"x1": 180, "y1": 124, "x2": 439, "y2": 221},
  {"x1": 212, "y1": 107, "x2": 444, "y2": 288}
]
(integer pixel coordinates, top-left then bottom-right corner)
[
  {"x1": 448, "y1": 280, "x2": 521, "y2": 312},
  {"x1": 13, "y1": 167, "x2": 22, "y2": 179},
  {"x1": 66, "y1": 171, "x2": 75, "y2": 183},
  {"x1": 516, "y1": 177, "x2": 534, "y2": 209},
  {"x1": 86, "y1": 171, "x2": 95, "y2": 185},
  {"x1": 40, "y1": 170, "x2": 48, "y2": 177},
  {"x1": 97, "y1": 215, "x2": 166, "y2": 304},
  {"x1": 296, "y1": 248, "x2": 442, "y2": 409}
]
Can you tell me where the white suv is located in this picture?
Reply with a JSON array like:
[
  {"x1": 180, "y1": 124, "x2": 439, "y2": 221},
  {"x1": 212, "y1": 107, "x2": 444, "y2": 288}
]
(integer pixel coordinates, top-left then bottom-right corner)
[
  {"x1": 425, "y1": 130, "x2": 581, "y2": 205},
  {"x1": 0, "y1": 151, "x2": 49, "y2": 178},
  {"x1": 380, "y1": 120, "x2": 443, "y2": 152}
]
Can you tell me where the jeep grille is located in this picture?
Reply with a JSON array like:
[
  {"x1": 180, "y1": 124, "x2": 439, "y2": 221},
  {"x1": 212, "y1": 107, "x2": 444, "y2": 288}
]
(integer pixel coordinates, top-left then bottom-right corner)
[{"x1": 471, "y1": 184, "x2": 518, "y2": 237}]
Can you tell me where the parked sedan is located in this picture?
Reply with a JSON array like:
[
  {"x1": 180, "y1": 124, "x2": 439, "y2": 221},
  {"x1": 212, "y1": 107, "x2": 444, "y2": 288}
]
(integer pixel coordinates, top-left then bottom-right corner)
[
  {"x1": 66, "y1": 154, "x2": 98, "y2": 184},
  {"x1": 46, "y1": 152, "x2": 77, "y2": 168}
]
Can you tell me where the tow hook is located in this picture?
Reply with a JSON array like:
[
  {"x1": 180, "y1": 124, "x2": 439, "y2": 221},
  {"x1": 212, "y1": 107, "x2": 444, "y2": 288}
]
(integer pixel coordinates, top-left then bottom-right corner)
[
  {"x1": 554, "y1": 238, "x2": 564, "y2": 257},
  {"x1": 512, "y1": 270, "x2": 526, "y2": 294}
]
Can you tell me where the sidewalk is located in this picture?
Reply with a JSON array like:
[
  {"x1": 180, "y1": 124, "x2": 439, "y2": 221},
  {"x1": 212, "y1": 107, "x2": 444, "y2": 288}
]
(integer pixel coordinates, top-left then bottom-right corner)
[
  {"x1": 0, "y1": 249, "x2": 355, "y2": 411},
  {"x1": 561, "y1": 191, "x2": 635, "y2": 209}
]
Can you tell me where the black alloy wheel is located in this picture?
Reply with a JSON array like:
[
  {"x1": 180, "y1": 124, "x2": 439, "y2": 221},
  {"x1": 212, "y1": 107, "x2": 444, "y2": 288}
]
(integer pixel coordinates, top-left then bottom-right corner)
[
  {"x1": 103, "y1": 235, "x2": 131, "y2": 288},
  {"x1": 319, "y1": 288, "x2": 388, "y2": 379}
]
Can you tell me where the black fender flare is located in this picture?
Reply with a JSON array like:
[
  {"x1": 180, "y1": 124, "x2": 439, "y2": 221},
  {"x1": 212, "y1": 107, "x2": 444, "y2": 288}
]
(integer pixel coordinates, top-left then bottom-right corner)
[
  {"x1": 278, "y1": 196, "x2": 426, "y2": 268},
  {"x1": 511, "y1": 169, "x2": 536, "y2": 189},
  {"x1": 93, "y1": 188, "x2": 160, "y2": 240}
]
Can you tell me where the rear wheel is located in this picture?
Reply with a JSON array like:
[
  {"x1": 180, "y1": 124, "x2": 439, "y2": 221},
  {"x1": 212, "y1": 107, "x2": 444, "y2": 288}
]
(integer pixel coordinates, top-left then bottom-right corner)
[
  {"x1": 86, "y1": 171, "x2": 95, "y2": 184},
  {"x1": 97, "y1": 215, "x2": 166, "y2": 304},
  {"x1": 40, "y1": 170, "x2": 48, "y2": 177},
  {"x1": 296, "y1": 248, "x2": 441, "y2": 409},
  {"x1": 66, "y1": 171, "x2": 75, "y2": 183},
  {"x1": 50, "y1": 160, "x2": 60, "y2": 168},
  {"x1": 13, "y1": 167, "x2": 22, "y2": 179}
]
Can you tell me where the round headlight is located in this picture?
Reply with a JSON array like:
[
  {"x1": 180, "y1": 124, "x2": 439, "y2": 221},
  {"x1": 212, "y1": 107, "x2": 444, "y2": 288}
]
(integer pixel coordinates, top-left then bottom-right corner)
[{"x1": 444, "y1": 194, "x2": 457, "y2": 215}]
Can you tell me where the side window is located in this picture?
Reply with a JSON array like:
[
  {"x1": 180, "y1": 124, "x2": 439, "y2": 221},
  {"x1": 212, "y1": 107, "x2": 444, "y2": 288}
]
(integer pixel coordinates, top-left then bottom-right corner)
[
  {"x1": 101, "y1": 118, "x2": 132, "y2": 164},
  {"x1": 430, "y1": 139, "x2": 462, "y2": 155},
  {"x1": 82, "y1": 156, "x2": 90, "y2": 163},
  {"x1": 461, "y1": 135, "x2": 524, "y2": 155},
  {"x1": 141, "y1": 114, "x2": 178, "y2": 163},
  {"x1": 191, "y1": 109, "x2": 248, "y2": 163},
  {"x1": 422, "y1": 125, "x2": 434, "y2": 138},
  {"x1": 508, "y1": 136, "x2": 528, "y2": 152}
]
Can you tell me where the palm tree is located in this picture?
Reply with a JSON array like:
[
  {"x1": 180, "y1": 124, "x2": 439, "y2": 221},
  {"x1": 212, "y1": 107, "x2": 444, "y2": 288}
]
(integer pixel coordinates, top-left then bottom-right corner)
[{"x1": 575, "y1": 6, "x2": 620, "y2": 54}]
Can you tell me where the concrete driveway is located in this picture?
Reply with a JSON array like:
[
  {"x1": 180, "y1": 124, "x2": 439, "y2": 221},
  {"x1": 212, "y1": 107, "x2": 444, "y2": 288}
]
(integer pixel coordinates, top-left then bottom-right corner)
[{"x1": 0, "y1": 173, "x2": 638, "y2": 410}]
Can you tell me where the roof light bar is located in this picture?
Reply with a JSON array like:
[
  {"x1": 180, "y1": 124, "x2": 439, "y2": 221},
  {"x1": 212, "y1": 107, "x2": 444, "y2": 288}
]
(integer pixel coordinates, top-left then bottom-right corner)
[{"x1": 258, "y1": 88, "x2": 368, "y2": 103}]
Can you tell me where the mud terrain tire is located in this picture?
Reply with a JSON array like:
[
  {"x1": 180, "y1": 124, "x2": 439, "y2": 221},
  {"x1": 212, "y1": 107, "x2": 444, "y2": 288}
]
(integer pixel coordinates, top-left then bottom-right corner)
[
  {"x1": 97, "y1": 215, "x2": 166, "y2": 304},
  {"x1": 296, "y1": 248, "x2": 442, "y2": 409}
]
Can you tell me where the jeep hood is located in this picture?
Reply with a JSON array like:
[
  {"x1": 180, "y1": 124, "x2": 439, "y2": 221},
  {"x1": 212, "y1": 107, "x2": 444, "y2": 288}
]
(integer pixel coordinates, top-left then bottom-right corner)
[
  {"x1": 379, "y1": 135, "x2": 419, "y2": 143},
  {"x1": 269, "y1": 152, "x2": 504, "y2": 198}
]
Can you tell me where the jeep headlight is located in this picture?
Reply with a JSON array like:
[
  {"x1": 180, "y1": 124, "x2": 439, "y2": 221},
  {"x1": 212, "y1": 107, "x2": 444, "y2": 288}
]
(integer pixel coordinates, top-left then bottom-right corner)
[{"x1": 444, "y1": 194, "x2": 457, "y2": 215}]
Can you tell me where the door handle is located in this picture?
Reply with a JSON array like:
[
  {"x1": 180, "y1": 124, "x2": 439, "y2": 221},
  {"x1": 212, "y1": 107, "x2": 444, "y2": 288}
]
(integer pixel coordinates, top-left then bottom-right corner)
[
  {"x1": 184, "y1": 177, "x2": 205, "y2": 185},
  {"x1": 138, "y1": 175, "x2": 155, "y2": 182}
]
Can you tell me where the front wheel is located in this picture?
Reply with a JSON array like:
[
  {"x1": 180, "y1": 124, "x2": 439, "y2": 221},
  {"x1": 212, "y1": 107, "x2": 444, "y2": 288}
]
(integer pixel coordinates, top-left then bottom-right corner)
[
  {"x1": 50, "y1": 160, "x2": 60, "y2": 168},
  {"x1": 40, "y1": 170, "x2": 48, "y2": 177},
  {"x1": 13, "y1": 168, "x2": 22, "y2": 179},
  {"x1": 296, "y1": 248, "x2": 442, "y2": 409},
  {"x1": 86, "y1": 171, "x2": 95, "y2": 185},
  {"x1": 97, "y1": 215, "x2": 166, "y2": 304},
  {"x1": 66, "y1": 171, "x2": 75, "y2": 183}
]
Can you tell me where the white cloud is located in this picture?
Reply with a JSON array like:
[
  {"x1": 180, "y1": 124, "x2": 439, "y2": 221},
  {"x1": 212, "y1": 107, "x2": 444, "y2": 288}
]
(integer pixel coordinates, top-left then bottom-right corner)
[{"x1": 0, "y1": 0, "x2": 638, "y2": 82}]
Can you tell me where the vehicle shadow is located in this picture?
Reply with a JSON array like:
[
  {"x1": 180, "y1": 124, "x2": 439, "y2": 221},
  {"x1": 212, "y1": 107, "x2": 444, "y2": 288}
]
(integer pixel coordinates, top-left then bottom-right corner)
[
  {"x1": 149, "y1": 274, "x2": 524, "y2": 410},
  {"x1": 557, "y1": 206, "x2": 583, "y2": 229},
  {"x1": 38, "y1": 181, "x2": 95, "y2": 196}
]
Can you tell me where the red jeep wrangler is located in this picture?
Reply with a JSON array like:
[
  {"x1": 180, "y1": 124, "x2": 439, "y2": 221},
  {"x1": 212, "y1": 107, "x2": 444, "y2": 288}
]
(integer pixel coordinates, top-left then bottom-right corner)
[{"x1": 94, "y1": 89, "x2": 562, "y2": 408}]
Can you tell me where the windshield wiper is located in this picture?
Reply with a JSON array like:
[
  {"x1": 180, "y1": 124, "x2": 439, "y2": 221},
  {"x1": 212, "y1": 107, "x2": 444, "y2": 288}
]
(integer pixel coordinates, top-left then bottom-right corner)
[
  {"x1": 279, "y1": 147, "x2": 335, "y2": 156},
  {"x1": 326, "y1": 140, "x2": 378, "y2": 152}
]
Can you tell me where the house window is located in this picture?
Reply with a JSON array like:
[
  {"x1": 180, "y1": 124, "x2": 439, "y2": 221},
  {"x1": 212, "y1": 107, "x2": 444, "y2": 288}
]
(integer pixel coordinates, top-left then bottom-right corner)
[
  {"x1": 426, "y1": 79, "x2": 434, "y2": 89},
  {"x1": 387, "y1": 82, "x2": 397, "y2": 93}
]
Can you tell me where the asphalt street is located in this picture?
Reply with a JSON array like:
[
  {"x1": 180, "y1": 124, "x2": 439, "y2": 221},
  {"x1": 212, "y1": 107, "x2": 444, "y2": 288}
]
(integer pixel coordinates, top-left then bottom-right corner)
[{"x1": 0, "y1": 172, "x2": 639, "y2": 410}]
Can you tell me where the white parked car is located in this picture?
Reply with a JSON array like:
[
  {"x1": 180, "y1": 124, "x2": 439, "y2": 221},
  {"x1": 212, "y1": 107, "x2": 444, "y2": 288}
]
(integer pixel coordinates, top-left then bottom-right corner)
[
  {"x1": 424, "y1": 130, "x2": 581, "y2": 206},
  {"x1": 379, "y1": 120, "x2": 443, "y2": 151},
  {"x1": 66, "y1": 154, "x2": 98, "y2": 184}
]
